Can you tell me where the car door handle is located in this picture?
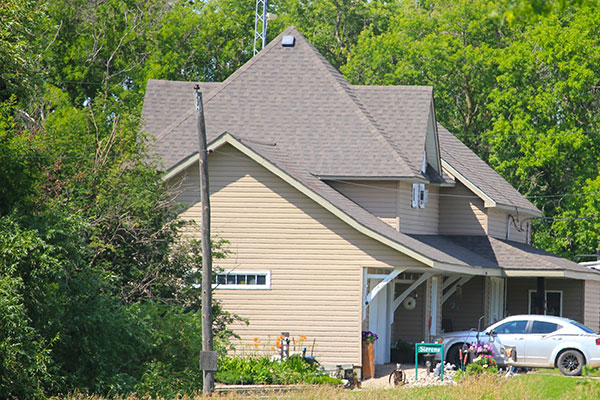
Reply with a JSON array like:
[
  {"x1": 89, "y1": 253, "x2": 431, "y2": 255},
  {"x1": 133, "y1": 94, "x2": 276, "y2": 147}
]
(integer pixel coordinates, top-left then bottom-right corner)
[
  {"x1": 552, "y1": 337, "x2": 562, "y2": 341},
  {"x1": 515, "y1": 337, "x2": 525, "y2": 340}
]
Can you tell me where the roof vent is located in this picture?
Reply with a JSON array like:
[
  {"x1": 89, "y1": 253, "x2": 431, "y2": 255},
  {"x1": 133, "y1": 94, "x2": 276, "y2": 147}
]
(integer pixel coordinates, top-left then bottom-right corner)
[{"x1": 282, "y1": 35, "x2": 295, "y2": 47}]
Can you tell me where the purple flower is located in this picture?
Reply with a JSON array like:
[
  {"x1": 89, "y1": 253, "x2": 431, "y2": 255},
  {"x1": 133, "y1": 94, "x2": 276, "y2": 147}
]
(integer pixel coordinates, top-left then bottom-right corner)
[{"x1": 362, "y1": 331, "x2": 379, "y2": 342}]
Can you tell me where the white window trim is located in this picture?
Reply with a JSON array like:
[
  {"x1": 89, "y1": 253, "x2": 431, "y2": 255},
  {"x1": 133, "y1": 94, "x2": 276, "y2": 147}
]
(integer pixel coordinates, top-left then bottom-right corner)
[
  {"x1": 528, "y1": 290, "x2": 563, "y2": 317},
  {"x1": 411, "y1": 183, "x2": 429, "y2": 208},
  {"x1": 213, "y1": 270, "x2": 271, "y2": 290}
]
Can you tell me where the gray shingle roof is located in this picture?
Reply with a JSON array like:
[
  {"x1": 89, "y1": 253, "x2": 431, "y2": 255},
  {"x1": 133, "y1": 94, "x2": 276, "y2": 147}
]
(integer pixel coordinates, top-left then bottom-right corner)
[
  {"x1": 143, "y1": 26, "x2": 422, "y2": 178},
  {"x1": 351, "y1": 85, "x2": 434, "y2": 178},
  {"x1": 409, "y1": 235, "x2": 593, "y2": 274}
]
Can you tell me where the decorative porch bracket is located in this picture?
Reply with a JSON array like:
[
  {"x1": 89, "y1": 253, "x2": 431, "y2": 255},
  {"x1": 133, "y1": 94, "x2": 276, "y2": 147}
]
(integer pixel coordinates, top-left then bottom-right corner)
[
  {"x1": 391, "y1": 272, "x2": 434, "y2": 315},
  {"x1": 441, "y1": 276, "x2": 473, "y2": 304},
  {"x1": 363, "y1": 268, "x2": 407, "y2": 316},
  {"x1": 442, "y1": 276, "x2": 461, "y2": 291}
]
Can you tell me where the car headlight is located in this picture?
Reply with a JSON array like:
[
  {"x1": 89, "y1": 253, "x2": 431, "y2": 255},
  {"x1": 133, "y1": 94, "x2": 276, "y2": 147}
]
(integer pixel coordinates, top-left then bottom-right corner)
[{"x1": 433, "y1": 336, "x2": 444, "y2": 344}]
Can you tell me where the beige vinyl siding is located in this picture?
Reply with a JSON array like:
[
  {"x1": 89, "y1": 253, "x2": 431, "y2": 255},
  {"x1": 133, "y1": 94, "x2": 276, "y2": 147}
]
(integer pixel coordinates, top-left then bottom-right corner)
[
  {"x1": 442, "y1": 276, "x2": 485, "y2": 332},
  {"x1": 172, "y1": 144, "x2": 428, "y2": 364},
  {"x1": 438, "y1": 182, "x2": 487, "y2": 235},
  {"x1": 505, "y1": 278, "x2": 584, "y2": 323},
  {"x1": 508, "y1": 221, "x2": 529, "y2": 243},
  {"x1": 397, "y1": 182, "x2": 440, "y2": 234},
  {"x1": 486, "y1": 208, "x2": 507, "y2": 239},
  {"x1": 329, "y1": 180, "x2": 398, "y2": 229},
  {"x1": 328, "y1": 180, "x2": 440, "y2": 234},
  {"x1": 487, "y1": 208, "x2": 530, "y2": 244},
  {"x1": 584, "y1": 280, "x2": 600, "y2": 332}
]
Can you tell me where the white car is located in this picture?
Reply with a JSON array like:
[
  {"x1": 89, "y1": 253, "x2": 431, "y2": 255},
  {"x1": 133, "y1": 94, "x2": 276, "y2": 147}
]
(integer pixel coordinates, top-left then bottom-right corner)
[{"x1": 436, "y1": 315, "x2": 600, "y2": 376}]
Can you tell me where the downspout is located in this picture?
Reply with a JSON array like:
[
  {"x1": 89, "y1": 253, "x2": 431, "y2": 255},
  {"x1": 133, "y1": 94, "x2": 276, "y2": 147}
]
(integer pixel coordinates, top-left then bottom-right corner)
[{"x1": 506, "y1": 215, "x2": 512, "y2": 240}]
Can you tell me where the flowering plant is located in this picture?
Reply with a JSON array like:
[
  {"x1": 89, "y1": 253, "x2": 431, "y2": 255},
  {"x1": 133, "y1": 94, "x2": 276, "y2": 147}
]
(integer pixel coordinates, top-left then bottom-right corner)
[
  {"x1": 468, "y1": 343, "x2": 496, "y2": 368},
  {"x1": 362, "y1": 331, "x2": 378, "y2": 343},
  {"x1": 468, "y1": 343, "x2": 495, "y2": 357}
]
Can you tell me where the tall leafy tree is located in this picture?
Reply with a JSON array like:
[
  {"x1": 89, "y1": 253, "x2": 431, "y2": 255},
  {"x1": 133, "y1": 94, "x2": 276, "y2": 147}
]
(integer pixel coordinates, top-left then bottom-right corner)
[
  {"x1": 486, "y1": 7, "x2": 600, "y2": 256},
  {"x1": 343, "y1": 0, "x2": 511, "y2": 155}
]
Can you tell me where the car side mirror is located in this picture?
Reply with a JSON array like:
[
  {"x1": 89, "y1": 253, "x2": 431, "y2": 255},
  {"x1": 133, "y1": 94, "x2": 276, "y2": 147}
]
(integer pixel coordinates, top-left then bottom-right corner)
[{"x1": 488, "y1": 330, "x2": 496, "y2": 343}]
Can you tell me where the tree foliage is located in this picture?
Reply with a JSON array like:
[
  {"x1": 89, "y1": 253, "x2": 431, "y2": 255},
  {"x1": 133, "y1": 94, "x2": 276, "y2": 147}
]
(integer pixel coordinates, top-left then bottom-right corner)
[
  {"x1": 344, "y1": 0, "x2": 600, "y2": 258},
  {"x1": 3, "y1": 0, "x2": 600, "y2": 396}
]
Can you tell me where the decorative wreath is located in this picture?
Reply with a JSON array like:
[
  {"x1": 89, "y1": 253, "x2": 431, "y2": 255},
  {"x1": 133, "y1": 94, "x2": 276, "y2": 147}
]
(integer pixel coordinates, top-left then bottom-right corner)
[{"x1": 403, "y1": 296, "x2": 417, "y2": 310}]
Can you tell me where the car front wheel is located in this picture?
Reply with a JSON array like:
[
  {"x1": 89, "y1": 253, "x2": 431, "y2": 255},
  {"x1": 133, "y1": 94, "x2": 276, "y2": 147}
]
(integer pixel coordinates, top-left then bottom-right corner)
[
  {"x1": 446, "y1": 344, "x2": 461, "y2": 368},
  {"x1": 557, "y1": 349, "x2": 585, "y2": 376}
]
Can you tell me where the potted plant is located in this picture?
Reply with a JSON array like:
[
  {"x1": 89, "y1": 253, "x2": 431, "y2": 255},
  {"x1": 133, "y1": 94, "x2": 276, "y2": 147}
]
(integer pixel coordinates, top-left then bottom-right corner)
[{"x1": 361, "y1": 331, "x2": 378, "y2": 379}]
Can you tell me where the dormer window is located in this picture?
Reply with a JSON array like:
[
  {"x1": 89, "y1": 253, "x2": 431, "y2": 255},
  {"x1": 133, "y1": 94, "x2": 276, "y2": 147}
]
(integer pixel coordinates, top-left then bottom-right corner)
[{"x1": 411, "y1": 183, "x2": 429, "y2": 208}]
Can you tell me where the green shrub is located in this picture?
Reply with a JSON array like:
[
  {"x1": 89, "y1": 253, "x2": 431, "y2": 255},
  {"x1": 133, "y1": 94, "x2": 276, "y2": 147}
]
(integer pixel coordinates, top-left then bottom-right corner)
[
  {"x1": 458, "y1": 356, "x2": 498, "y2": 378},
  {"x1": 215, "y1": 354, "x2": 325, "y2": 385},
  {"x1": 304, "y1": 375, "x2": 343, "y2": 385}
]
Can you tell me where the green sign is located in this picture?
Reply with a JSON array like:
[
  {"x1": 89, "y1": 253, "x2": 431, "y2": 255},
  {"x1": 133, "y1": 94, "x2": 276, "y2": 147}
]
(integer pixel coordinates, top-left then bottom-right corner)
[{"x1": 415, "y1": 343, "x2": 444, "y2": 381}]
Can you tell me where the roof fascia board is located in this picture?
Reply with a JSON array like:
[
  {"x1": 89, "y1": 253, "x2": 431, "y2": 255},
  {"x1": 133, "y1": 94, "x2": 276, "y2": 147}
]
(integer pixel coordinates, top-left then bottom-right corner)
[
  {"x1": 441, "y1": 159, "x2": 496, "y2": 207},
  {"x1": 503, "y1": 269, "x2": 600, "y2": 281},
  {"x1": 441, "y1": 160, "x2": 542, "y2": 217},
  {"x1": 164, "y1": 153, "x2": 200, "y2": 181},
  {"x1": 503, "y1": 270, "x2": 564, "y2": 278},
  {"x1": 494, "y1": 203, "x2": 543, "y2": 218},
  {"x1": 564, "y1": 270, "x2": 600, "y2": 281},
  {"x1": 192, "y1": 133, "x2": 440, "y2": 267}
]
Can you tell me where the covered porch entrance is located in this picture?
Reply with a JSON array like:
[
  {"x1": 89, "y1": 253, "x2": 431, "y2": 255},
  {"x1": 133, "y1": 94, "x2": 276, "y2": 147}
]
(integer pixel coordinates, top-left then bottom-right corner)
[{"x1": 363, "y1": 268, "x2": 440, "y2": 364}]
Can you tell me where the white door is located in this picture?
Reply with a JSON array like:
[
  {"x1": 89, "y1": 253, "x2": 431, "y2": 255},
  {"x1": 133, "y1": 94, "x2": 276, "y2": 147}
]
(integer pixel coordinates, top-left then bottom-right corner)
[
  {"x1": 488, "y1": 277, "x2": 505, "y2": 325},
  {"x1": 368, "y1": 279, "x2": 391, "y2": 364}
]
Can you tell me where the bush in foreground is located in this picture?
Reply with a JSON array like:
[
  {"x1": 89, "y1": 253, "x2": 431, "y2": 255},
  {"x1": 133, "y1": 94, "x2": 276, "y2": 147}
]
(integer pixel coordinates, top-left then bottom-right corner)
[{"x1": 215, "y1": 354, "x2": 341, "y2": 386}]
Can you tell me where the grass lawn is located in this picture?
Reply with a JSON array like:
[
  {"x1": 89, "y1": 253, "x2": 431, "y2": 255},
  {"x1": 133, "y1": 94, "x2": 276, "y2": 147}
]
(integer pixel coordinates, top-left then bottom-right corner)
[
  {"x1": 238, "y1": 373, "x2": 600, "y2": 400},
  {"x1": 57, "y1": 373, "x2": 600, "y2": 399}
]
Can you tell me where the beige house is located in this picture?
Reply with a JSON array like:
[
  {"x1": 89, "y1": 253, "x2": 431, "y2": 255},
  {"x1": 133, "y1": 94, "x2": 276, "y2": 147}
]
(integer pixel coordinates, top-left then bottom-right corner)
[{"x1": 142, "y1": 27, "x2": 600, "y2": 366}]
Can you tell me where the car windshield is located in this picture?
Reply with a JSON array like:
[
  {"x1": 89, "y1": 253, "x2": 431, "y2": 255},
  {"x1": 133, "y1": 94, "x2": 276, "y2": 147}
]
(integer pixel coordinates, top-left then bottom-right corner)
[{"x1": 569, "y1": 321, "x2": 596, "y2": 334}]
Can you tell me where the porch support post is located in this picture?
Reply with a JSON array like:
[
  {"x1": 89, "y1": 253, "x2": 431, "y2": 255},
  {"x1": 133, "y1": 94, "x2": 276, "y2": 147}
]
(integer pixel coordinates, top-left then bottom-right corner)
[
  {"x1": 442, "y1": 276, "x2": 473, "y2": 304},
  {"x1": 362, "y1": 268, "x2": 368, "y2": 320},
  {"x1": 392, "y1": 272, "x2": 433, "y2": 312},
  {"x1": 534, "y1": 277, "x2": 545, "y2": 314},
  {"x1": 363, "y1": 268, "x2": 407, "y2": 316}
]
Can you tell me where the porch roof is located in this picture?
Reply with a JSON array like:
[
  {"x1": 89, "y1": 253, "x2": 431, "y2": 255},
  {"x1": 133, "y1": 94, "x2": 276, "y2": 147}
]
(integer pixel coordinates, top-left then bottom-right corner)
[{"x1": 409, "y1": 235, "x2": 600, "y2": 280}]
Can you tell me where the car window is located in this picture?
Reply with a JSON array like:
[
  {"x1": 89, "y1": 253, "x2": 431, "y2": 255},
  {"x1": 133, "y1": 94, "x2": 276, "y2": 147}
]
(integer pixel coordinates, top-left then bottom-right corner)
[
  {"x1": 569, "y1": 321, "x2": 596, "y2": 334},
  {"x1": 493, "y1": 320, "x2": 528, "y2": 334},
  {"x1": 531, "y1": 321, "x2": 561, "y2": 334}
]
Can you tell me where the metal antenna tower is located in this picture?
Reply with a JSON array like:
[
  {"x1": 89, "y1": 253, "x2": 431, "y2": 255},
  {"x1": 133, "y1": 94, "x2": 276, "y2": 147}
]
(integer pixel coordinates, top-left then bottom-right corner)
[{"x1": 253, "y1": 0, "x2": 268, "y2": 55}]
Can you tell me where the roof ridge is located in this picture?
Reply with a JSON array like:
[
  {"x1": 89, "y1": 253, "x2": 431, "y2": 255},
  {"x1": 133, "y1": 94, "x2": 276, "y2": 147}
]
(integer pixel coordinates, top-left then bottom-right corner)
[
  {"x1": 300, "y1": 34, "x2": 420, "y2": 175},
  {"x1": 154, "y1": 27, "x2": 297, "y2": 145}
]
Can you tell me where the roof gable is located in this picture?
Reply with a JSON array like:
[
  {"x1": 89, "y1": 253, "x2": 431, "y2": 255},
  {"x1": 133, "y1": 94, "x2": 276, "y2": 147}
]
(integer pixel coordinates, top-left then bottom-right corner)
[{"x1": 437, "y1": 124, "x2": 541, "y2": 216}]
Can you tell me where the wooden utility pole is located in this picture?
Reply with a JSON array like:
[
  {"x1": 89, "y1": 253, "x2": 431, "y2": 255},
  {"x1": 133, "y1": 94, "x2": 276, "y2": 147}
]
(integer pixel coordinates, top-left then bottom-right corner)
[{"x1": 195, "y1": 85, "x2": 215, "y2": 394}]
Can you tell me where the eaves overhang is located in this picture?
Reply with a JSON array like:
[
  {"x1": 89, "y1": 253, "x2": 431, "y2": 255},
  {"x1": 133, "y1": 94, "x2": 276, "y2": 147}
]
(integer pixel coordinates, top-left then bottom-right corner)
[
  {"x1": 441, "y1": 159, "x2": 542, "y2": 218},
  {"x1": 503, "y1": 269, "x2": 600, "y2": 281}
]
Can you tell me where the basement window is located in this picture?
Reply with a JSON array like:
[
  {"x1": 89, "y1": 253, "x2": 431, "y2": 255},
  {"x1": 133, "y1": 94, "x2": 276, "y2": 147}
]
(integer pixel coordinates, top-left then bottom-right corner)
[{"x1": 213, "y1": 271, "x2": 271, "y2": 290}]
